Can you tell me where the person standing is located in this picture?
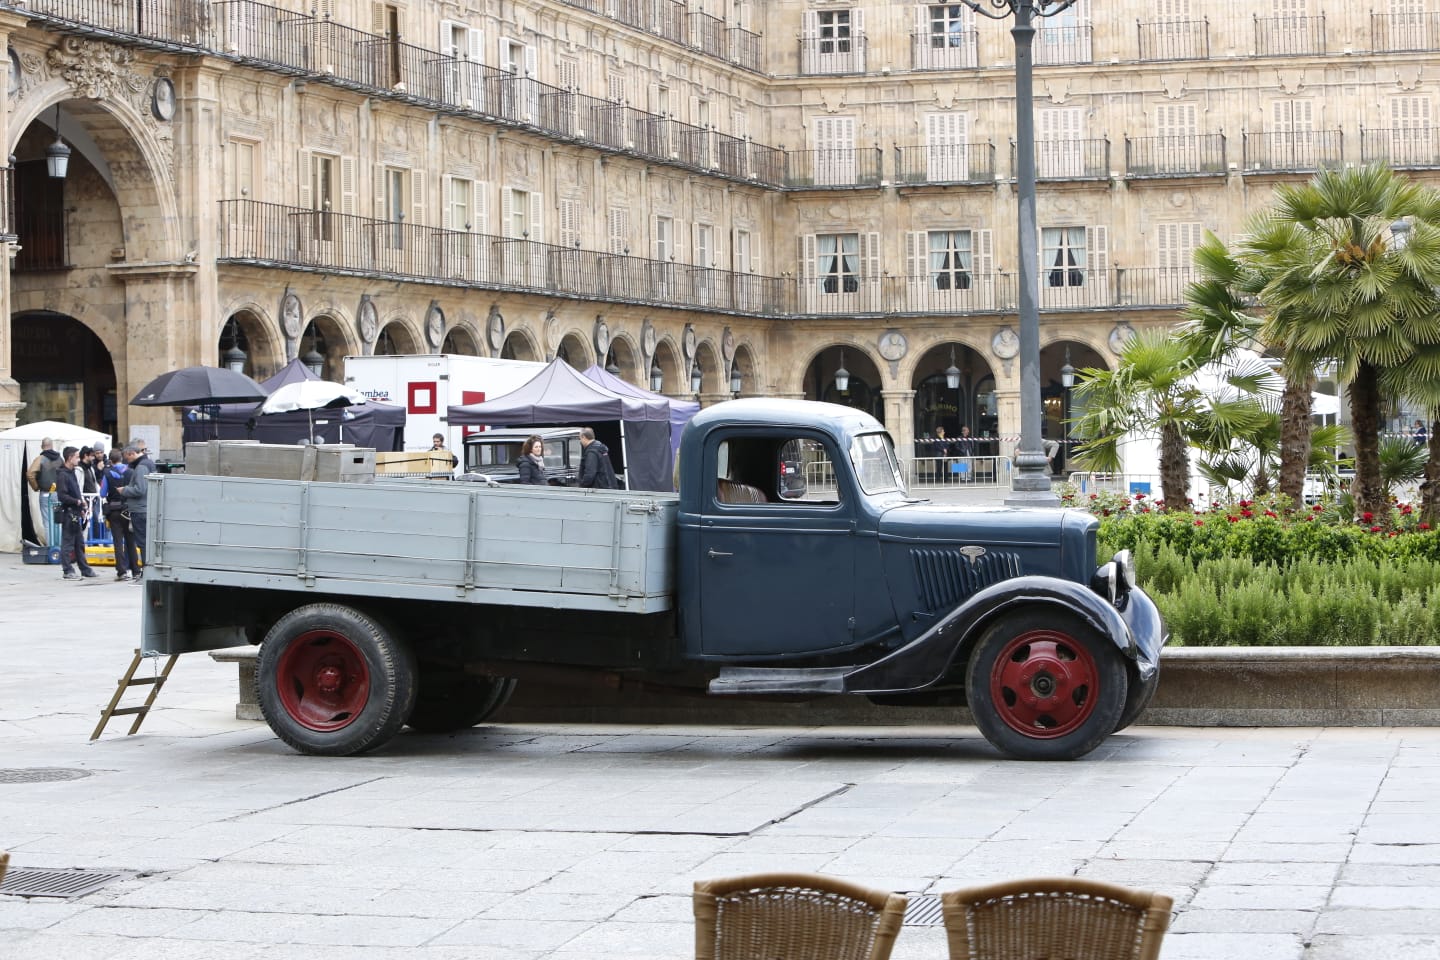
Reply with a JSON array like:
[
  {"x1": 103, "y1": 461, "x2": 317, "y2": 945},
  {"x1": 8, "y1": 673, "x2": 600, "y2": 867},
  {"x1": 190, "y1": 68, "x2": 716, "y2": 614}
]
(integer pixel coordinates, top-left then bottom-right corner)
[
  {"x1": 120, "y1": 440, "x2": 155, "y2": 580},
  {"x1": 1413, "y1": 420, "x2": 1428, "y2": 446},
  {"x1": 55, "y1": 447, "x2": 97, "y2": 580},
  {"x1": 578, "y1": 427, "x2": 619, "y2": 489},
  {"x1": 101, "y1": 450, "x2": 136, "y2": 581},
  {"x1": 517, "y1": 434, "x2": 546, "y2": 485},
  {"x1": 26, "y1": 437, "x2": 62, "y2": 496},
  {"x1": 430, "y1": 432, "x2": 459, "y2": 469}
]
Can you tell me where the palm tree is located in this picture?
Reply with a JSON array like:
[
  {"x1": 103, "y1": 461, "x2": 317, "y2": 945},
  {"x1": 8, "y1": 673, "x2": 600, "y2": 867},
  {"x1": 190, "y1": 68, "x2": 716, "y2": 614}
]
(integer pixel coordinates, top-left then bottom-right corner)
[
  {"x1": 1177, "y1": 234, "x2": 1318, "y2": 504},
  {"x1": 1240, "y1": 165, "x2": 1440, "y2": 519},
  {"x1": 1069, "y1": 330, "x2": 1274, "y2": 510}
]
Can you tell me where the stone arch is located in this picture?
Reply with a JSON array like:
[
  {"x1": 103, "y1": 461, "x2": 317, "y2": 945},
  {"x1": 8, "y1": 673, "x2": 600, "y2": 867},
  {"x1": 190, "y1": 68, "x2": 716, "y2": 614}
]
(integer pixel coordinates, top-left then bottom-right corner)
[
  {"x1": 375, "y1": 318, "x2": 421, "y2": 356},
  {"x1": 556, "y1": 331, "x2": 591, "y2": 368},
  {"x1": 11, "y1": 80, "x2": 183, "y2": 263},
  {"x1": 501, "y1": 327, "x2": 541, "y2": 361},
  {"x1": 910, "y1": 341, "x2": 999, "y2": 444},
  {"x1": 218, "y1": 309, "x2": 282, "y2": 381},
  {"x1": 731, "y1": 342, "x2": 758, "y2": 398},
  {"x1": 442, "y1": 325, "x2": 481, "y2": 356},
  {"x1": 1041, "y1": 337, "x2": 1109, "y2": 475},
  {"x1": 10, "y1": 309, "x2": 118, "y2": 435},
  {"x1": 801, "y1": 342, "x2": 886, "y2": 423},
  {"x1": 298, "y1": 314, "x2": 352, "y2": 381},
  {"x1": 654, "y1": 336, "x2": 684, "y2": 397},
  {"x1": 608, "y1": 333, "x2": 640, "y2": 384},
  {"x1": 694, "y1": 339, "x2": 722, "y2": 397}
]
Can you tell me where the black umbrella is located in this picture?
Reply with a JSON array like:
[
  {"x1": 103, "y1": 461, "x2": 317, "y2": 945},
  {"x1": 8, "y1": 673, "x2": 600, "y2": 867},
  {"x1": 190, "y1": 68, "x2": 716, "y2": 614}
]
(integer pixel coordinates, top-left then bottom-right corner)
[{"x1": 131, "y1": 366, "x2": 270, "y2": 406}]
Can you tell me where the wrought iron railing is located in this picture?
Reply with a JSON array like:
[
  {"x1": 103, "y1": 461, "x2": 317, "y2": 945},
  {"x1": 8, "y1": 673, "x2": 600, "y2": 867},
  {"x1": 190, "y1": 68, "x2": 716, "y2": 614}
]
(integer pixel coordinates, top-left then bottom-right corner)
[
  {"x1": 1371, "y1": 12, "x2": 1440, "y2": 52},
  {"x1": 727, "y1": 26, "x2": 763, "y2": 72},
  {"x1": 1241, "y1": 130, "x2": 1344, "y2": 172},
  {"x1": 690, "y1": 10, "x2": 725, "y2": 58},
  {"x1": 1254, "y1": 15, "x2": 1326, "y2": 56},
  {"x1": 783, "y1": 148, "x2": 883, "y2": 188},
  {"x1": 1034, "y1": 24, "x2": 1091, "y2": 65},
  {"x1": 1016, "y1": 139, "x2": 1110, "y2": 180},
  {"x1": 798, "y1": 33, "x2": 867, "y2": 74},
  {"x1": 1114, "y1": 267, "x2": 1197, "y2": 308},
  {"x1": 894, "y1": 143, "x2": 996, "y2": 184},
  {"x1": 1125, "y1": 134, "x2": 1227, "y2": 177},
  {"x1": 552, "y1": 0, "x2": 765, "y2": 73},
  {"x1": 1136, "y1": 19, "x2": 1209, "y2": 61},
  {"x1": 17, "y1": 0, "x2": 210, "y2": 46},
  {"x1": 1360, "y1": 128, "x2": 1440, "y2": 169},
  {"x1": 911, "y1": 29, "x2": 978, "y2": 70}
]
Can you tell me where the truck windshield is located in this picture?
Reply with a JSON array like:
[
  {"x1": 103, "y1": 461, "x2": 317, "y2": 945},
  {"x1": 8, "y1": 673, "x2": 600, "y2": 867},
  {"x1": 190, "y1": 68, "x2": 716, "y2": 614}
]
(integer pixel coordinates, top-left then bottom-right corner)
[{"x1": 849, "y1": 432, "x2": 906, "y2": 496}]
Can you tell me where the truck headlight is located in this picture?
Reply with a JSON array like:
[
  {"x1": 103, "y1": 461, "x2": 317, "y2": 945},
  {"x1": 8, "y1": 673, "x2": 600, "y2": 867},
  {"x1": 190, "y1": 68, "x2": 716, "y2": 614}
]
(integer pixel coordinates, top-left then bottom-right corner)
[
  {"x1": 1091, "y1": 563, "x2": 1117, "y2": 605},
  {"x1": 1113, "y1": 549, "x2": 1136, "y2": 593}
]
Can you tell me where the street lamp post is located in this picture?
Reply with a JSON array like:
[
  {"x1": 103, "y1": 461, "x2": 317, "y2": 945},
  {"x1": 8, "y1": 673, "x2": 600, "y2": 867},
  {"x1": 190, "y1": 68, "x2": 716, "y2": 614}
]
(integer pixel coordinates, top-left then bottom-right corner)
[{"x1": 962, "y1": 0, "x2": 1073, "y2": 507}]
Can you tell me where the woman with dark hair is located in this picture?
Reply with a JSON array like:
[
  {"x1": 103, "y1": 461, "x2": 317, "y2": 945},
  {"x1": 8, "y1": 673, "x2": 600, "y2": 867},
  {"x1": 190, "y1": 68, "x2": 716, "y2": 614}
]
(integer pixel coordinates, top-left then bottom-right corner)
[{"x1": 517, "y1": 434, "x2": 546, "y2": 485}]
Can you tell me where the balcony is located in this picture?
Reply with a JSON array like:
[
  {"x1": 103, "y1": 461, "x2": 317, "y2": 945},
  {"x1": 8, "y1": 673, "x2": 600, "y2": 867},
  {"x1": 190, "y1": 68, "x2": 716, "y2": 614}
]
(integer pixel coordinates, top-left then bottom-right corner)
[
  {"x1": 1114, "y1": 268, "x2": 1196, "y2": 308},
  {"x1": 898, "y1": 273, "x2": 1014, "y2": 315},
  {"x1": 799, "y1": 34, "x2": 866, "y2": 75},
  {"x1": 1254, "y1": 15, "x2": 1326, "y2": 56},
  {"x1": 1371, "y1": 12, "x2": 1440, "y2": 53},
  {"x1": 1124, "y1": 134, "x2": 1227, "y2": 178},
  {"x1": 18, "y1": 0, "x2": 210, "y2": 48},
  {"x1": 1034, "y1": 24, "x2": 1091, "y2": 65},
  {"x1": 911, "y1": 29, "x2": 978, "y2": 70},
  {"x1": 218, "y1": 200, "x2": 793, "y2": 315},
  {"x1": 650, "y1": 0, "x2": 688, "y2": 46},
  {"x1": 727, "y1": 26, "x2": 763, "y2": 73},
  {"x1": 1241, "y1": 131, "x2": 1343, "y2": 173},
  {"x1": 1361, "y1": 128, "x2": 1440, "y2": 169},
  {"x1": 1016, "y1": 139, "x2": 1110, "y2": 181},
  {"x1": 783, "y1": 149, "x2": 883, "y2": 189},
  {"x1": 894, "y1": 143, "x2": 996, "y2": 185},
  {"x1": 1136, "y1": 19, "x2": 1209, "y2": 61},
  {"x1": 690, "y1": 10, "x2": 725, "y2": 59}
]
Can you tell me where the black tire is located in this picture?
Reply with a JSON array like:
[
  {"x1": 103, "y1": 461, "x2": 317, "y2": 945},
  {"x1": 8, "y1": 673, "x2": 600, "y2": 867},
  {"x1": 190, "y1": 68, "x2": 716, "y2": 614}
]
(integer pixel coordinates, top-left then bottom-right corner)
[
  {"x1": 965, "y1": 610, "x2": 1127, "y2": 761},
  {"x1": 1115, "y1": 667, "x2": 1160, "y2": 733},
  {"x1": 406, "y1": 672, "x2": 518, "y2": 733},
  {"x1": 257, "y1": 604, "x2": 417, "y2": 756}
]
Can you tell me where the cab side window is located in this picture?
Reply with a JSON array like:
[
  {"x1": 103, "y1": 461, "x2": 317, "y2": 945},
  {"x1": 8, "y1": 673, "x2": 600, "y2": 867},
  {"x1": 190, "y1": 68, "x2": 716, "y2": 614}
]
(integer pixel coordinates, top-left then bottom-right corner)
[{"x1": 713, "y1": 437, "x2": 839, "y2": 506}]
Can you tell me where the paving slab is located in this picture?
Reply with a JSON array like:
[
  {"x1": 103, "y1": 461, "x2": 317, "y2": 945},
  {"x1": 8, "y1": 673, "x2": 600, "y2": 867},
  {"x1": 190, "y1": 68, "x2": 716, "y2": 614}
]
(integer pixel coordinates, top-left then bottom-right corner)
[{"x1": 2, "y1": 556, "x2": 1439, "y2": 959}]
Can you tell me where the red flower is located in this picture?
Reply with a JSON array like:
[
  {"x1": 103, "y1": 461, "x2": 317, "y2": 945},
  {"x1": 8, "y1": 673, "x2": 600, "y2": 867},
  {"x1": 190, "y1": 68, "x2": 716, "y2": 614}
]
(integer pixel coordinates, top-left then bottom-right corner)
[
  {"x1": 1370, "y1": 525, "x2": 1382, "y2": 533},
  {"x1": 1313, "y1": 504, "x2": 1324, "y2": 512},
  {"x1": 1090, "y1": 493, "x2": 1099, "y2": 500},
  {"x1": 1241, "y1": 510, "x2": 1254, "y2": 518},
  {"x1": 1135, "y1": 493, "x2": 1146, "y2": 500},
  {"x1": 1363, "y1": 512, "x2": 1374, "y2": 522},
  {"x1": 1421, "y1": 523, "x2": 1432, "y2": 531},
  {"x1": 1193, "y1": 520, "x2": 1204, "y2": 526},
  {"x1": 1390, "y1": 532, "x2": 1399, "y2": 538},
  {"x1": 1264, "y1": 510, "x2": 1277, "y2": 518},
  {"x1": 1228, "y1": 516, "x2": 1239, "y2": 523},
  {"x1": 1102, "y1": 509, "x2": 1111, "y2": 516}
]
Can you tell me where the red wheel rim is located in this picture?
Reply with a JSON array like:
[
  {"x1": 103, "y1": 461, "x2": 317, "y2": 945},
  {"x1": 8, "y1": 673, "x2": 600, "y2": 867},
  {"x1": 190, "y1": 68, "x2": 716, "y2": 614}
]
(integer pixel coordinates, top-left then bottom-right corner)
[
  {"x1": 274, "y1": 629, "x2": 371, "y2": 732},
  {"x1": 989, "y1": 629, "x2": 1100, "y2": 740}
]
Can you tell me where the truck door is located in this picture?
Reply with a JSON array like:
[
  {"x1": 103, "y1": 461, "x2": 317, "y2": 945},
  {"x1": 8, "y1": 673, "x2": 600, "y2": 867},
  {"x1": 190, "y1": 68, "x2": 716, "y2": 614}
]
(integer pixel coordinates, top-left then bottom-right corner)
[{"x1": 698, "y1": 433, "x2": 856, "y2": 658}]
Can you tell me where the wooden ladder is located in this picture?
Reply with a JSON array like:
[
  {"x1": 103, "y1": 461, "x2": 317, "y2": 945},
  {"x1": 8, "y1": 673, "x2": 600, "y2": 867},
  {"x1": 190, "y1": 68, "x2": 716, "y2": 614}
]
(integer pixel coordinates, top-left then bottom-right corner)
[{"x1": 90, "y1": 649, "x2": 179, "y2": 741}]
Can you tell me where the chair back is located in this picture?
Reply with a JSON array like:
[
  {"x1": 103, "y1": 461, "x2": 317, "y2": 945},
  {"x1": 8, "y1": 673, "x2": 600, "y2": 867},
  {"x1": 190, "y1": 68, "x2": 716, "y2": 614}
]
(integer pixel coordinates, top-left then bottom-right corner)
[
  {"x1": 941, "y1": 877, "x2": 1172, "y2": 960},
  {"x1": 695, "y1": 872, "x2": 908, "y2": 960}
]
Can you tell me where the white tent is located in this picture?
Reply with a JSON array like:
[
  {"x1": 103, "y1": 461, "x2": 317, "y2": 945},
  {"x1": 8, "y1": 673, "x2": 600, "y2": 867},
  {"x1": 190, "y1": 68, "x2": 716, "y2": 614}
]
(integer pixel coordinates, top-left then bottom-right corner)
[{"x1": 0, "y1": 420, "x2": 112, "y2": 552}]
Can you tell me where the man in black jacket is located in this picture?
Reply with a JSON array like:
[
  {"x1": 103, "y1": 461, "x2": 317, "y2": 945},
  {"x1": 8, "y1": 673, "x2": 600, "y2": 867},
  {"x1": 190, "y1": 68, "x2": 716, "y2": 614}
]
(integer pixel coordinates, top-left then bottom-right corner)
[
  {"x1": 55, "y1": 447, "x2": 97, "y2": 580},
  {"x1": 121, "y1": 440, "x2": 155, "y2": 579},
  {"x1": 578, "y1": 427, "x2": 619, "y2": 489}
]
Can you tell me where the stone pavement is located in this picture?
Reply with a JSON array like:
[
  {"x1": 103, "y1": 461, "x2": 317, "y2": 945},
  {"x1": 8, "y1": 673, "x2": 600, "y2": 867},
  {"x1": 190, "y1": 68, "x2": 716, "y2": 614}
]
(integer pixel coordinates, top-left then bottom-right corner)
[{"x1": 3, "y1": 556, "x2": 1439, "y2": 960}]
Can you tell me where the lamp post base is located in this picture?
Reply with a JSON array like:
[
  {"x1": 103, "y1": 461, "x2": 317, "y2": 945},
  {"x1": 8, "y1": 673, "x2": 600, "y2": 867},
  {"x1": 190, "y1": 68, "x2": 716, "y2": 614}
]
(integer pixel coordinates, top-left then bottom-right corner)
[
  {"x1": 1004, "y1": 487, "x2": 1062, "y2": 508},
  {"x1": 1005, "y1": 450, "x2": 1061, "y2": 507}
]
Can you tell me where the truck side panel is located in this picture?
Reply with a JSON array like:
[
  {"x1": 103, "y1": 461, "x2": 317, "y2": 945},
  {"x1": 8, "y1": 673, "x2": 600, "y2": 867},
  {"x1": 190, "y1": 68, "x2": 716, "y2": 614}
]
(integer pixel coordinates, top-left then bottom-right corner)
[{"x1": 149, "y1": 475, "x2": 678, "y2": 627}]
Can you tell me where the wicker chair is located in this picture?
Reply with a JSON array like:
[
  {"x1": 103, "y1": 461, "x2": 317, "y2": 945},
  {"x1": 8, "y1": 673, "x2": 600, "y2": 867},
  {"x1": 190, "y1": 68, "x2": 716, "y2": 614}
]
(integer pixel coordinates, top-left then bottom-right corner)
[
  {"x1": 694, "y1": 872, "x2": 908, "y2": 960},
  {"x1": 941, "y1": 877, "x2": 1173, "y2": 960}
]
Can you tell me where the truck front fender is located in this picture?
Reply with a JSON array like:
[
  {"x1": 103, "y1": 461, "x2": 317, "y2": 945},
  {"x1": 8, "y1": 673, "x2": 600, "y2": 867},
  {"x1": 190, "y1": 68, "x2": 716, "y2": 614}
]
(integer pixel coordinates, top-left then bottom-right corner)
[{"x1": 843, "y1": 576, "x2": 1157, "y2": 696}]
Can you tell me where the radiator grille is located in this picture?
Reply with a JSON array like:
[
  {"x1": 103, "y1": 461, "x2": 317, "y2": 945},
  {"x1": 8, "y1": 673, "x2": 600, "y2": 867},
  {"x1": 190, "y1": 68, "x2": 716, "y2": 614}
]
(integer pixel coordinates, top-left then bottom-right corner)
[{"x1": 912, "y1": 546, "x2": 1022, "y2": 612}]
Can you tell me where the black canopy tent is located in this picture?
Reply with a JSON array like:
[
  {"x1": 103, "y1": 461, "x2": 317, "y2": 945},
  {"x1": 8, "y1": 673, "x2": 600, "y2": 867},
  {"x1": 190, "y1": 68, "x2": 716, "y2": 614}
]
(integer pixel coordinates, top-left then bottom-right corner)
[
  {"x1": 447, "y1": 358, "x2": 673, "y2": 491},
  {"x1": 182, "y1": 359, "x2": 406, "y2": 451}
]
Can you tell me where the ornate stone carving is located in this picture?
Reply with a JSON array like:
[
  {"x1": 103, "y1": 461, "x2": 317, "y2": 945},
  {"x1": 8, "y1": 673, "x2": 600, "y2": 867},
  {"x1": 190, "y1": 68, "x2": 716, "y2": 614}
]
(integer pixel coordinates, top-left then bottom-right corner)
[
  {"x1": 357, "y1": 296, "x2": 379, "y2": 347},
  {"x1": 488, "y1": 305, "x2": 506, "y2": 354},
  {"x1": 47, "y1": 37, "x2": 144, "y2": 101},
  {"x1": 425, "y1": 301, "x2": 445, "y2": 349}
]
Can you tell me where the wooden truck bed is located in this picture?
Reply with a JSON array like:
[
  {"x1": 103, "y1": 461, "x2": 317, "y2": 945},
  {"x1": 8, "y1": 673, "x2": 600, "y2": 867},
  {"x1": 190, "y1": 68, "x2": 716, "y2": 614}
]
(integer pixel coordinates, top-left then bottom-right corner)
[{"x1": 146, "y1": 474, "x2": 679, "y2": 613}]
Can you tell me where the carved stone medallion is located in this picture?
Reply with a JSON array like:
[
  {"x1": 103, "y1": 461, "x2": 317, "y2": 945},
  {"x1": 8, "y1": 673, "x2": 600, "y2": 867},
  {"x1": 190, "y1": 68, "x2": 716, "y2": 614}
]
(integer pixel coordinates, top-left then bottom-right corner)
[
  {"x1": 992, "y1": 326, "x2": 1019, "y2": 360},
  {"x1": 357, "y1": 297, "x2": 379, "y2": 346},
  {"x1": 280, "y1": 292, "x2": 303, "y2": 340},
  {"x1": 594, "y1": 316, "x2": 610, "y2": 359},
  {"x1": 487, "y1": 305, "x2": 505, "y2": 352},
  {"x1": 878, "y1": 330, "x2": 907, "y2": 362},
  {"x1": 425, "y1": 301, "x2": 445, "y2": 349}
]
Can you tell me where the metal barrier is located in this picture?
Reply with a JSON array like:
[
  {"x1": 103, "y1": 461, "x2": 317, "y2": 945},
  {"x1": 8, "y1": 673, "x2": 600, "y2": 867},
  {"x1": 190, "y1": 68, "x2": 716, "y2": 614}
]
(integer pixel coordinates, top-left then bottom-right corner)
[
  {"x1": 907, "y1": 456, "x2": 1010, "y2": 489},
  {"x1": 1065, "y1": 473, "x2": 1163, "y2": 498}
]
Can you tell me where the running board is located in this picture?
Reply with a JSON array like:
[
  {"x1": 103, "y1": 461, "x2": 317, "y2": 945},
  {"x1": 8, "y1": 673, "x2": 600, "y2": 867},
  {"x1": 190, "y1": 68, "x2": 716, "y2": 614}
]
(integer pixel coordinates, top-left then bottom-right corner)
[{"x1": 708, "y1": 666, "x2": 851, "y2": 696}]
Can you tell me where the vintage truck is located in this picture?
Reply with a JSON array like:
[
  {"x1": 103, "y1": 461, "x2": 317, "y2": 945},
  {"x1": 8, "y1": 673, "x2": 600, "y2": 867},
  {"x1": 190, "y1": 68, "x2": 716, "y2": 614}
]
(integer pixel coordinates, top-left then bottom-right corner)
[{"x1": 141, "y1": 399, "x2": 1167, "y2": 761}]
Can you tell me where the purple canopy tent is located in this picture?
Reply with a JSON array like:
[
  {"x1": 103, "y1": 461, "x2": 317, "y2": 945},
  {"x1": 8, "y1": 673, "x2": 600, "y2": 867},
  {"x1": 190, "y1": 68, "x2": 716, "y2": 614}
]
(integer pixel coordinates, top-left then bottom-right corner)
[
  {"x1": 447, "y1": 358, "x2": 673, "y2": 491},
  {"x1": 182, "y1": 358, "x2": 405, "y2": 451},
  {"x1": 580, "y1": 365, "x2": 699, "y2": 458}
]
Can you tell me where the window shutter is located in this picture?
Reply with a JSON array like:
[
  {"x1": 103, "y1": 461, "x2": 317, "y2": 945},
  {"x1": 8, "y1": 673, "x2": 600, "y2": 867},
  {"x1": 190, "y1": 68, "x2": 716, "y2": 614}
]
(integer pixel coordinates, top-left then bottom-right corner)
[
  {"x1": 608, "y1": 205, "x2": 628, "y2": 254},
  {"x1": 801, "y1": 10, "x2": 818, "y2": 71},
  {"x1": 749, "y1": 232, "x2": 759, "y2": 274},
  {"x1": 802, "y1": 10, "x2": 818, "y2": 36},
  {"x1": 560, "y1": 197, "x2": 581, "y2": 247},
  {"x1": 374, "y1": 167, "x2": 387, "y2": 218},
  {"x1": 340, "y1": 156, "x2": 356, "y2": 214},
  {"x1": 468, "y1": 28, "x2": 483, "y2": 63},
  {"x1": 608, "y1": 70, "x2": 626, "y2": 102},
  {"x1": 501, "y1": 187, "x2": 514, "y2": 237},
  {"x1": 799, "y1": 234, "x2": 816, "y2": 281},
  {"x1": 672, "y1": 217, "x2": 684, "y2": 263},
  {"x1": 559, "y1": 56, "x2": 579, "y2": 91},
  {"x1": 915, "y1": 4, "x2": 929, "y2": 41},
  {"x1": 411, "y1": 169, "x2": 425, "y2": 226},
  {"x1": 524, "y1": 43, "x2": 538, "y2": 79},
  {"x1": 440, "y1": 175, "x2": 454, "y2": 229},
  {"x1": 298, "y1": 150, "x2": 312, "y2": 208},
  {"x1": 1087, "y1": 225, "x2": 1109, "y2": 280},
  {"x1": 975, "y1": 229, "x2": 993, "y2": 276},
  {"x1": 439, "y1": 20, "x2": 456, "y2": 55},
  {"x1": 864, "y1": 232, "x2": 880, "y2": 280},
  {"x1": 906, "y1": 231, "x2": 925, "y2": 281},
  {"x1": 529, "y1": 190, "x2": 544, "y2": 242},
  {"x1": 853, "y1": 8, "x2": 864, "y2": 35},
  {"x1": 370, "y1": 2, "x2": 385, "y2": 35},
  {"x1": 473, "y1": 181, "x2": 488, "y2": 233}
]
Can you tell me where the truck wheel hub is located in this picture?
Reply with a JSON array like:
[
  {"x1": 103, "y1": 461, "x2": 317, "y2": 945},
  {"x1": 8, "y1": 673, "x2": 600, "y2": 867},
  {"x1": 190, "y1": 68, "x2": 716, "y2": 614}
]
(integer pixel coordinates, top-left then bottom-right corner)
[
  {"x1": 990, "y1": 631, "x2": 1100, "y2": 739},
  {"x1": 273, "y1": 630, "x2": 372, "y2": 732}
]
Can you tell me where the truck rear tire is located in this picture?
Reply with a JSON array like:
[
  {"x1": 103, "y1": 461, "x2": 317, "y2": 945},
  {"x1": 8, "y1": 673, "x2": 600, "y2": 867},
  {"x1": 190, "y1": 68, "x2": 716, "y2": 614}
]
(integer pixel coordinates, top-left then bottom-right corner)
[
  {"x1": 965, "y1": 610, "x2": 1127, "y2": 761},
  {"x1": 257, "y1": 604, "x2": 417, "y2": 756},
  {"x1": 406, "y1": 672, "x2": 517, "y2": 733}
]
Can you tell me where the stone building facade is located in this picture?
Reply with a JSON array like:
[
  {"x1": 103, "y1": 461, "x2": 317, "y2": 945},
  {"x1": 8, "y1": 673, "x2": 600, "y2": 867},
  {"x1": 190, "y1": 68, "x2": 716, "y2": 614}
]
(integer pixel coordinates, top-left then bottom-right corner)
[{"x1": 0, "y1": 0, "x2": 1433, "y2": 462}]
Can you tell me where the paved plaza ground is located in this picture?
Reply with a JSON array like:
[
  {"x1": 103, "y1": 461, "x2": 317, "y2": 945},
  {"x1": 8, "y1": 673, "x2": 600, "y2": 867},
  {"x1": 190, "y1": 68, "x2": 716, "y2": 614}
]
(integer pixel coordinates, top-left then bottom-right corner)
[{"x1": 3, "y1": 555, "x2": 1439, "y2": 960}]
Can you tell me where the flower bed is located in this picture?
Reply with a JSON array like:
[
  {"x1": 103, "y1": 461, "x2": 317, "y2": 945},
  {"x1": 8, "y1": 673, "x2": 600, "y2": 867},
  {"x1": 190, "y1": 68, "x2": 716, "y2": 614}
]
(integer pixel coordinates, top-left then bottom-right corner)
[{"x1": 1062, "y1": 488, "x2": 1440, "y2": 647}]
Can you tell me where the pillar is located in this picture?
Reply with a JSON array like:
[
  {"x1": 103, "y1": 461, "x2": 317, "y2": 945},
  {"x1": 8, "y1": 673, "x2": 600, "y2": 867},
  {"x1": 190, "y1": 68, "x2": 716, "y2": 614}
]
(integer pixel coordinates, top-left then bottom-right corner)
[{"x1": 0, "y1": 10, "x2": 33, "y2": 429}]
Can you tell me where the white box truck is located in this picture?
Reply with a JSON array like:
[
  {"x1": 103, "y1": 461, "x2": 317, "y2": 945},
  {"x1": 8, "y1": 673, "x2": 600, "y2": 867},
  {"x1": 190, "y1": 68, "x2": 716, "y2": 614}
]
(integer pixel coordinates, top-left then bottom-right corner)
[{"x1": 343, "y1": 354, "x2": 546, "y2": 455}]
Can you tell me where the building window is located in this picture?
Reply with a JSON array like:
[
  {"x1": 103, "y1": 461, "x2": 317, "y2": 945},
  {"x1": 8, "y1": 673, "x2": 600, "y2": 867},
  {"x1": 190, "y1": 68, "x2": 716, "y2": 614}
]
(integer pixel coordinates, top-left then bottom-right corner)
[
  {"x1": 448, "y1": 176, "x2": 471, "y2": 231},
  {"x1": 508, "y1": 188, "x2": 529, "y2": 238},
  {"x1": 818, "y1": 233, "x2": 860, "y2": 294},
  {"x1": 818, "y1": 10, "x2": 852, "y2": 53},
  {"x1": 927, "y1": 4, "x2": 969, "y2": 47},
  {"x1": 929, "y1": 230, "x2": 972, "y2": 290},
  {"x1": 1042, "y1": 227, "x2": 1087, "y2": 288},
  {"x1": 655, "y1": 215, "x2": 674, "y2": 261}
]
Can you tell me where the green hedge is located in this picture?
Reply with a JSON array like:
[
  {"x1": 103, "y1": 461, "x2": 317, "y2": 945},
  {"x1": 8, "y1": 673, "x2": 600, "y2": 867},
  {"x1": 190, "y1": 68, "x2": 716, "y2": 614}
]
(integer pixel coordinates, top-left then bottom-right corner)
[{"x1": 1097, "y1": 514, "x2": 1440, "y2": 646}]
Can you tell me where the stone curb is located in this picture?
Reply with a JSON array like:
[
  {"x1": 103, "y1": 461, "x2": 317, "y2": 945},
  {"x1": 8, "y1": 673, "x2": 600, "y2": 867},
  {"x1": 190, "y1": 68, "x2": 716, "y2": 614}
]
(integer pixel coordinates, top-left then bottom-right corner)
[{"x1": 213, "y1": 645, "x2": 1440, "y2": 727}]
